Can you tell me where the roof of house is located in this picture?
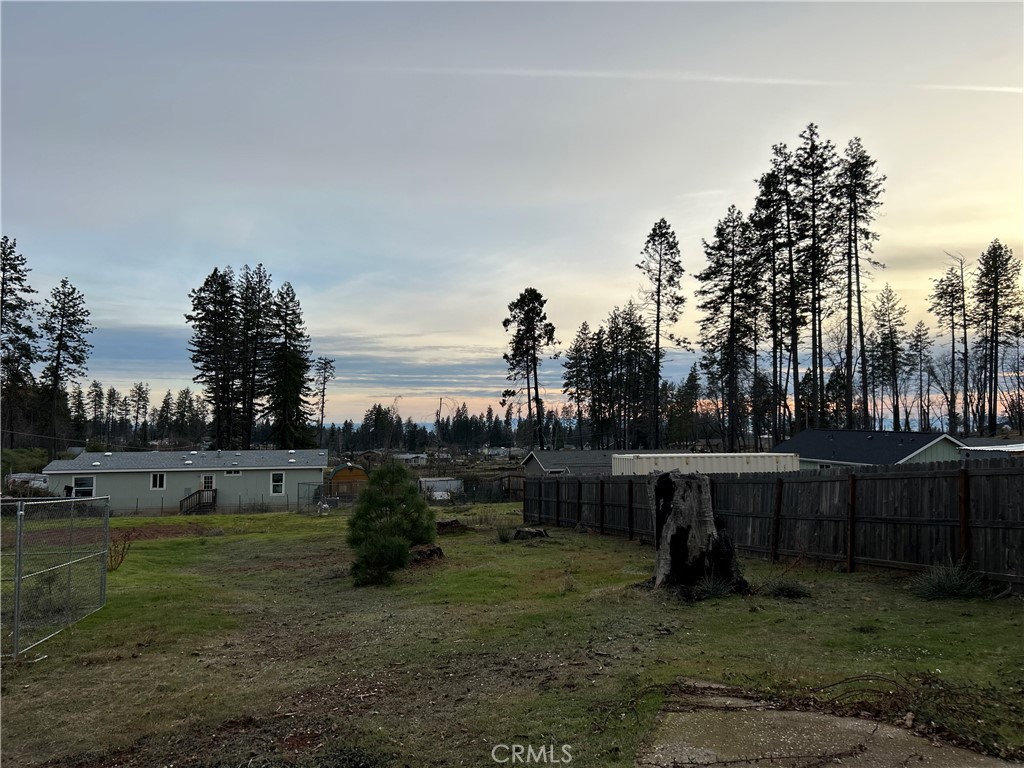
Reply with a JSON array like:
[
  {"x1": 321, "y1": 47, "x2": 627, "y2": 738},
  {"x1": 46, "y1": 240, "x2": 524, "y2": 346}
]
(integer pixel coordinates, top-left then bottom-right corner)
[
  {"x1": 44, "y1": 449, "x2": 330, "y2": 475},
  {"x1": 521, "y1": 449, "x2": 667, "y2": 475},
  {"x1": 328, "y1": 461, "x2": 368, "y2": 479},
  {"x1": 957, "y1": 436, "x2": 1024, "y2": 451},
  {"x1": 772, "y1": 430, "x2": 964, "y2": 465}
]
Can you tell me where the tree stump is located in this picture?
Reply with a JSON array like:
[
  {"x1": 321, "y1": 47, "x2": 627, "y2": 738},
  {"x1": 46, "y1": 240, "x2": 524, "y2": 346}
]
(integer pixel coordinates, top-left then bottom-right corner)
[{"x1": 648, "y1": 472, "x2": 747, "y2": 592}]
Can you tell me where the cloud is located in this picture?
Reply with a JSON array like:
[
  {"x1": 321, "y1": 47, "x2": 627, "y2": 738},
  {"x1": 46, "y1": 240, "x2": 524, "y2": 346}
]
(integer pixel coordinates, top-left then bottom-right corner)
[{"x1": 354, "y1": 64, "x2": 1023, "y2": 95}]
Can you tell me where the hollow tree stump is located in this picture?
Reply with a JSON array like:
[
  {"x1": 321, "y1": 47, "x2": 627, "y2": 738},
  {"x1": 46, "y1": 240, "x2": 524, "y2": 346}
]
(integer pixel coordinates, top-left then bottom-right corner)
[{"x1": 648, "y1": 472, "x2": 747, "y2": 592}]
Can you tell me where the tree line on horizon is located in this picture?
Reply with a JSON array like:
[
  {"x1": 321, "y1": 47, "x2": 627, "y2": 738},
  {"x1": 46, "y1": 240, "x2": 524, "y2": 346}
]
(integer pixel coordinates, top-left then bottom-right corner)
[
  {"x1": 502, "y1": 124, "x2": 1023, "y2": 451},
  {"x1": 4, "y1": 122, "x2": 1022, "y2": 460},
  {"x1": 1, "y1": 238, "x2": 523, "y2": 459}
]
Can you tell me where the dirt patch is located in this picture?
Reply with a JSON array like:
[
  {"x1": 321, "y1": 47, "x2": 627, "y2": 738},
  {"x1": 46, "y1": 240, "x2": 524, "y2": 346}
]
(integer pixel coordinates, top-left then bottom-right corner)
[{"x1": 636, "y1": 680, "x2": 1018, "y2": 767}]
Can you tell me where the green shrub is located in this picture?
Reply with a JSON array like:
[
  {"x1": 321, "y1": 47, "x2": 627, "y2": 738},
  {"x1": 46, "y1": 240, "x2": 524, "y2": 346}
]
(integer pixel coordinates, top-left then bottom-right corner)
[
  {"x1": 351, "y1": 534, "x2": 411, "y2": 587},
  {"x1": 496, "y1": 525, "x2": 513, "y2": 543},
  {"x1": 911, "y1": 561, "x2": 986, "y2": 600},
  {"x1": 348, "y1": 462, "x2": 434, "y2": 586}
]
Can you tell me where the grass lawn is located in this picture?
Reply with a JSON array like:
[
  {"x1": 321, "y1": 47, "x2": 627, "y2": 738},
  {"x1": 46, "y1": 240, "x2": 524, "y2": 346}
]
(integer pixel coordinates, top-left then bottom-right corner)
[{"x1": 2, "y1": 504, "x2": 1021, "y2": 767}]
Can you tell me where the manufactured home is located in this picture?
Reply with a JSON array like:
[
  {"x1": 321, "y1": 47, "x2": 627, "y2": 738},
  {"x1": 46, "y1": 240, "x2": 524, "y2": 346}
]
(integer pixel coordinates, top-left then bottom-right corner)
[{"x1": 42, "y1": 449, "x2": 329, "y2": 515}]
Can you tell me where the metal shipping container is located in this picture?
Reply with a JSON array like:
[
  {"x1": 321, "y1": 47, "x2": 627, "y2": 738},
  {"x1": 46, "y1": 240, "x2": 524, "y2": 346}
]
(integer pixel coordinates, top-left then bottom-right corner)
[{"x1": 611, "y1": 453, "x2": 799, "y2": 476}]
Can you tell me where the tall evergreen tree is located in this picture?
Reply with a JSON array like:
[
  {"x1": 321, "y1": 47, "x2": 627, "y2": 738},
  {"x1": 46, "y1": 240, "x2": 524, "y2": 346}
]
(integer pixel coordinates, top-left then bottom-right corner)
[
  {"x1": 907, "y1": 321, "x2": 934, "y2": 431},
  {"x1": 68, "y1": 382, "x2": 88, "y2": 441},
  {"x1": 155, "y1": 389, "x2": 174, "y2": 440},
  {"x1": 836, "y1": 137, "x2": 886, "y2": 428},
  {"x1": 0, "y1": 236, "x2": 39, "y2": 448},
  {"x1": 929, "y1": 265, "x2": 966, "y2": 435},
  {"x1": 636, "y1": 218, "x2": 686, "y2": 448},
  {"x1": 129, "y1": 381, "x2": 150, "y2": 440},
  {"x1": 970, "y1": 239, "x2": 1022, "y2": 435},
  {"x1": 313, "y1": 356, "x2": 336, "y2": 448},
  {"x1": 264, "y1": 282, "x2": 314, "y2": 448},
  {"x1": 750, "y1": 167, "x2": 792, "y2": 442},
  {"x1": 501, "y1": 288, "x2": 556, "y2": 449},
  {"x1": 38, "y1": 277, "x2": 94, "y2": 453},
  {"x1": 186, "y1": 267, "x2": 239, "y2": 448},
  {"x1": 696, "y1": 205, "x2": 758, "y2": 451},
  {"x1": 870, "y1": 283, "x2": 909, "y2": 430},
  {"x1": 562, "y1": 323, "x2": 592, "y2": 449},
  {"x1": 792, "y1": 123, "x2": 840, "y2": 429},
  {"x1": 237, "y1": 264, "x2": 275, "y2": 448},
  {"x1": 770, "y1": 143, "x2": 808, "y2": 435}
]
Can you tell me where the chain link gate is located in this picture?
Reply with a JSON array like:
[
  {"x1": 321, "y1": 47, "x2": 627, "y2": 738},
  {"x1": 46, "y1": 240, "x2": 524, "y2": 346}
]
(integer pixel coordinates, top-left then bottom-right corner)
[{"x1": 1, "y1": 496, "x2": 110, "y2": 660}]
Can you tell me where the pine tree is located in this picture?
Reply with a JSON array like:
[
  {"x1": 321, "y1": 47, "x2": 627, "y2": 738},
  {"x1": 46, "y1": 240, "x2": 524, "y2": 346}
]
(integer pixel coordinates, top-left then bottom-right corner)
[
  {"x1": 68, "y1": 382, "x2": 88, "y2": 441},
  {"x1": 836, "y1": 137, "x2": 886, "y2": 429},
  {"x1": 264, "y1": 282, "x2": 314, "y2": 449},
  {"x1": 38, "y1": 277, "x2": 94, "y2": 453},
  {"x1": 636, "y1": 218, "x2": 686, "y2": 448},
  {"x1": 237, "y1": 264, "x2": 275, "y2": 448},
  {"x1": 696, "y1": 205, "x2": 758, "y2": 451},
  {"x1": 750, "y1": 167, "x2": 792, "y2": 442},
  {"x1": 155, "y1": 389, "x2": 174, "y2": 440},
  {"x1": 929, "y1": 265, "x2": 965, "y2": 435},
  {"x1": 501, "y1": 288, "x2": 556, "y2": 450},
  {"x1": 562, "y1": 323, "x2": 592, "y2": 449},
  {"x1": 129, "y1": 382, "x2": 150, "y2": 441},
  {"x1": 871, "y1": 284, "x2": 910, "y2": 430},
  {"x1": 186, "y1": 267, "x2": 239, "y2": 448},
  {"x1": 313, "y1": 356, "x2": 336, "y2": 448},
  {"x1": 770, "y1": 143, "x2": 808, "y2": 435},
  {"x1": 792, "y1": 124, "x2": 841, "y2": 429},
  {"x1": 970, "y1": 240, "x2": 1022, "y2": 435},
  {"x1": 0, "y1": 236, "x2": 39, "y2": 448},
  {"x1": 907, "y1": 321, "x2": 934, "y2": 431}
]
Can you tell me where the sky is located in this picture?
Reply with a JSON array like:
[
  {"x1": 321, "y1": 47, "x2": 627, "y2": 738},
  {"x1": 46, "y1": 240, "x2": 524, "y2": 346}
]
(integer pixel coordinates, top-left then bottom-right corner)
[{"x1": 3, "y1": 1, "x2": 1022, "y2": 426}]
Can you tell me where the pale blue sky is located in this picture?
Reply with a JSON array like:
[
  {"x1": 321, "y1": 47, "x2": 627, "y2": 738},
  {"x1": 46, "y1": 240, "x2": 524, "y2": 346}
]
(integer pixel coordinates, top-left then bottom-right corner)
[{"x1": 3, "y1": 2, "x2": 1021, "y2": 423}]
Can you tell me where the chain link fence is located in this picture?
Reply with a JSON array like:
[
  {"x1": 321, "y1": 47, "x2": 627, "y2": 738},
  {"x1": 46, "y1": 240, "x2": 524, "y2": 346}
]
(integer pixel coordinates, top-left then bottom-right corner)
[{"x1": 1, "y1": 496, "x2": 109, "y2": 660}]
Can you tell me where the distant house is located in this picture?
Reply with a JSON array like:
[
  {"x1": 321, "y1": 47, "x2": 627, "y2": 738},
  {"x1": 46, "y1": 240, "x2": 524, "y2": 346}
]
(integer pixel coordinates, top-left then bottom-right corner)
[
  {"x1": 772, "y1": 430, "x2": 965, "y2": 470},
  {"x1": 42, "y1": 449, "x2": 329, "y2": 515},
  {"x1": 520, "y1": 449, "x2": 668, "y2": 477},
  {"x1": 393, "y1": 452, "x2": 429, "y2": 467},
  {"x1": 957, "y1": 436, "x2": 1024, "y2": 460},
  {"x1": 418, "y1": 477, "x2": 463, "y2": 501},
  {"x1": 326, "y1": 461, "x2": 369, "y2": 496}
]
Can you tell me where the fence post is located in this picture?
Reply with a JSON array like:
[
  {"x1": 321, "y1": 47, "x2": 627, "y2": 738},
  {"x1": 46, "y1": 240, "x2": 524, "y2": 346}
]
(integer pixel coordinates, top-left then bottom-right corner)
[
  {"x1": 101, "y1": 498, "x2": 109, "y2": 605},
  {"x1": 846, "y1": 473, "x2": 857, "y2": 573},
  {"x1": 11, "y1": 502, "x2": 26, "y2": 660},
  {"x1": 627, "y1": 477, "x2": 635, "y2": 541},
  {"x1": 67, "y1": 500, "x2": 76, "y2": 623},
  {"x1": 770, "y1": 477, "x2": 783, "y2": 563},
  {"x1": 958, "y1": 467, "x2": 971, "y2": 564},
  {"x1": 554, "y1": 478, "x2": 561, "y2": 528},
  {"x1": 576, "y1": 478, "x2": 583, "y2": 526},
  {"x1": 598, "y1": 478, "x2": 605, "y2": 535}
]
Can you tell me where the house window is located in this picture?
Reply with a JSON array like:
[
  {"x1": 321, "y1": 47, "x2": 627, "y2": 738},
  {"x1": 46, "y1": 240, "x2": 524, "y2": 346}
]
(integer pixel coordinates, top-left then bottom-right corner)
[
  {"x1": 225, "y1": 470, "x2": 241, "y2": 476},
  {"x1": 271, "y1": 472, "x2": 284, "y2": 495},
  {"x1": 73, "y1": 476, "x2": 95, "y2": 498},
  {"x1": 151, "y1": 473, "x2": 166, "y2": 490},
  {"x1": 201, "y1": 474, "x2": 215, "y2": 491}
]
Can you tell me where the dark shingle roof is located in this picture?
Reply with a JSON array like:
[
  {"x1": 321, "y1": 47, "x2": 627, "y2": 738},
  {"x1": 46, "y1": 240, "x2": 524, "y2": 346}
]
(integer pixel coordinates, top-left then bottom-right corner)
[
  {"x1": 44, "y1": 449, "x2": 329, "y2": 474},
  {"x1": 772, "y1": 430, "x2": 963, "y2": 465}
]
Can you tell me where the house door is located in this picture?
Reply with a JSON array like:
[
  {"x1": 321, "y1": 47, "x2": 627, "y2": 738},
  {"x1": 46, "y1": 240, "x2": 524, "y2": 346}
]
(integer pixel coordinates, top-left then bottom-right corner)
[{"x1": 201, "y1": 474, "x2": 215, "y2": 491}]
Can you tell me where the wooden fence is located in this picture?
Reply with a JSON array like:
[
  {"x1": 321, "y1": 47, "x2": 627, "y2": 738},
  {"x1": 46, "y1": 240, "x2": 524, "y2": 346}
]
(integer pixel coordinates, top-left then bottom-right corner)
[{"x1": 522, "y1": 459, "x2": 1024, "y2": 585}]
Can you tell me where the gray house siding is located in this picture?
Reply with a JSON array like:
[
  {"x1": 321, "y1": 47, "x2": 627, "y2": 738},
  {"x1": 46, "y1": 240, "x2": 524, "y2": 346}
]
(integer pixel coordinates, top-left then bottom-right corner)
[{"x1": 44, "y1": 451, "x2": 327, "y2": 515}]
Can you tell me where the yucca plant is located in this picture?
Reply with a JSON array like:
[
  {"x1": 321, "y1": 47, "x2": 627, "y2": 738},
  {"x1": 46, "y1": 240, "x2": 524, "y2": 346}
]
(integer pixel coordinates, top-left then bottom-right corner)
[{"x1": 911, "y1": 561, "x2": 986, "y2": 600}]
